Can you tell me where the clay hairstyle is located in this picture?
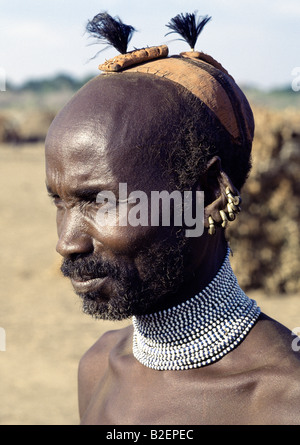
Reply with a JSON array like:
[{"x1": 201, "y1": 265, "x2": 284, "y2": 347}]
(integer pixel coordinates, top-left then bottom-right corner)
[{"x1": 85, "y1": 11, "x2": 255, "y2": 192}]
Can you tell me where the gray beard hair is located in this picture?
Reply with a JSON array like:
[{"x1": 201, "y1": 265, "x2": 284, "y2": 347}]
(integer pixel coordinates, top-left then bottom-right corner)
[{"x1": 78, "y1": 229, "x2": 190, "y2": 321}]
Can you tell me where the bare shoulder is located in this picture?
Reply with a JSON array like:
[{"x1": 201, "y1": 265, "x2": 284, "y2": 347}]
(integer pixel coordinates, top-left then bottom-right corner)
[
  {"x1": 248, "y1": 313, "x2": 300, "y2": 422},
  {"x1": 78, "y1": 324, "x2": 133, "y2": 418},
  {"x1": 79, "y1": 324, "x2": 133, "y2": 378},
  {"x1": 251, "y1": 313, "x2": 300, "y2": 371}
]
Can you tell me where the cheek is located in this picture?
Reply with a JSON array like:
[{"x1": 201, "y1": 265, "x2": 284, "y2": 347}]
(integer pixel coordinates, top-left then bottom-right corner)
[
  {"x1": 87, "y1": 201, "x2": 162, "y2": 254},
  {"x1": 90, "y1": 222, "x2": 157, "y2": 254},
  {"x1": 56, "y1": 208, "x2": 65, "y2": 236},
  {"x1": 55, "y1": 203, "x2": 168, "y2": 256}
]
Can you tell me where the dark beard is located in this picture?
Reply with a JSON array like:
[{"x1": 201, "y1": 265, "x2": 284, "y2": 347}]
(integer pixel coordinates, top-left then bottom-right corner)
[{"x1": 60, "y1": 229, "x2": 190, "y2": 321}]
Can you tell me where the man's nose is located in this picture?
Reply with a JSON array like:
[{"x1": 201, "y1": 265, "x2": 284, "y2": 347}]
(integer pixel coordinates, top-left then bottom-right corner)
[{"x1": 56, "y1": 208, "x2": 93, "y2": 258}]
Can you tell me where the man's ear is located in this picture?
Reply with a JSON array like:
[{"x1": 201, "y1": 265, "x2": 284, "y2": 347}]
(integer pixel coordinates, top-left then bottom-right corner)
[{"x1": 197, "y1": 156, "x2": 241, "y2": 230}]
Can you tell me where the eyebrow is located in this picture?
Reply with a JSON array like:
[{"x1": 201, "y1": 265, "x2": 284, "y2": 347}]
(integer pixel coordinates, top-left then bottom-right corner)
[
  {"x1": 72, "y1": 188, "x2": 102, "y2": 200},
  {"x1": 45, "y1": 183, "x2": 106, "y2": 200}
]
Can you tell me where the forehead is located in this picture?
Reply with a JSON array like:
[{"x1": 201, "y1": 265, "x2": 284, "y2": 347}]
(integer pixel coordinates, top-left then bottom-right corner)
[{"x1": 45, "y1": 73, "x2": 183, "y2": 192}]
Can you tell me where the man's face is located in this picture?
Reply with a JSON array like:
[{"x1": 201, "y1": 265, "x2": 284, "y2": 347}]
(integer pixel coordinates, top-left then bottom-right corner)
[{"x1": 45, "y1": 74, "x2": 198, "y2": 320}]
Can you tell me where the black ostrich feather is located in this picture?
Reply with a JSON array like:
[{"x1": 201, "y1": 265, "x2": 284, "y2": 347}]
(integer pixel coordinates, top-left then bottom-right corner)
[
  {"x1": 86, "y1": 12, "x2": 136, "y2": 54},
  {"x1": 165, "y1": 12, "x2": 211, "y2": 50}
]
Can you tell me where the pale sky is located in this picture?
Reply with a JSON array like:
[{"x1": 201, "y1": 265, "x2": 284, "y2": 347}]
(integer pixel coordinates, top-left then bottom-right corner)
[{"x1": 1, "y1": 0, "x2": 300, "y2": 89}]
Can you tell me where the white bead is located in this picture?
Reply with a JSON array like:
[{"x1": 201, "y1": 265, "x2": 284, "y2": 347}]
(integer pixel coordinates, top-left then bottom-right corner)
[{"x1": 132, "y1": 247, "x2": 260, "y2": 371}]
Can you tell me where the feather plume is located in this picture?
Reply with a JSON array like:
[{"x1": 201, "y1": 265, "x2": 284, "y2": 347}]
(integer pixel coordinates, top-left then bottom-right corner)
[
  {"x1": 165, "y1": 12, "x2": 211, "y2": 50},
  {"x1": 86, "y1": 12, "x2": 136, "y2": 55}
]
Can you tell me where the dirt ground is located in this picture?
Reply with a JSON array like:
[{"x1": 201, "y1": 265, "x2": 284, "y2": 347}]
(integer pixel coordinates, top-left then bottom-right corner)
[{"x1": 0, "y1": 144, "x2": 299, "y2": 425}]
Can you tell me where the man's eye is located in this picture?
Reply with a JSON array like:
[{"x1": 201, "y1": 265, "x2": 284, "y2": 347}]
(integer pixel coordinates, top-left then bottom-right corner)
[
  {"x1": 88, "y1": 196, "x2": 99, "y2": 204},
  {"x1": 50, "y1": 195, "x2": 64, "y2": 208},
  {"x1": 82, "y1": 196, "x2": 99, "y2": 207}
]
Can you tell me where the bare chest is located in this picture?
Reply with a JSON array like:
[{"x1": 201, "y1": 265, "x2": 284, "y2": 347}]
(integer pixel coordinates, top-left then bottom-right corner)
[
  {"x1": 79, "y1": 319, "x2": 300, "y2": 425},
  {"x1": 80, "y1": 364, "x2": 271, "y2": 425}
]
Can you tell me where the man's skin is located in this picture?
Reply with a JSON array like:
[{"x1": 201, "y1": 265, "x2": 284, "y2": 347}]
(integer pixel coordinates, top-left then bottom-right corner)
[{"x1": 45, "y1": 73, "x2": 300, "y2": 425}]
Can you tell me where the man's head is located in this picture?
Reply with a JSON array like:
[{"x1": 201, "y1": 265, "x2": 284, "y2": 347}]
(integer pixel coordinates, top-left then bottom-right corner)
[{"x1": 45, "y1": 53, "x2": 254, "y2": 320}]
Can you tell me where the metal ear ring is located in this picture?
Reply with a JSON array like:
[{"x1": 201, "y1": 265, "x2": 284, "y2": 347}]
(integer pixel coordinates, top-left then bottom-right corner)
[
  {"x1": 219, "y1": 210, "x2": 228, "y2": 228},
  {"x1": 227, "y1": 203, "x2": 236, "y2": 221},
  {"x1": 208, "y1": 216, "x2": 216, "y2": 235},
  {"x1": 225, "y1": 187, "x2": 241, "y2": 207}
]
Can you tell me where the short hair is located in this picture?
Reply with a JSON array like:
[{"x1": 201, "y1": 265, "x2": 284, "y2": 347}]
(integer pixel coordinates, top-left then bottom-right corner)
[
  {"x1": 132, "y1": 74, "x2": 253, "y2": 192},
  {"x1": 169, "y1": 89, "x2": 253, "y2": 192}
]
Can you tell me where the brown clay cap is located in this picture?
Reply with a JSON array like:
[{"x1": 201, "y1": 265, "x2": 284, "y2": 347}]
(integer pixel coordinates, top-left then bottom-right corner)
[
  {"x1": 98, "y1": 45, "x2": 169, "y2": 72},
  {"x1": 98, "y1": 46, "x2": 254, "y2": 147}
]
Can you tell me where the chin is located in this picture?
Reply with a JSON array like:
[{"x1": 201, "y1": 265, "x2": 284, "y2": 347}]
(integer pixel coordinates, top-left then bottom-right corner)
[
  {"x1": 81, "y1": 297, "x2": 130, "y2": 321},
  {"x1": 77, "y1": 284, "x2": 164, "y2": 321}
]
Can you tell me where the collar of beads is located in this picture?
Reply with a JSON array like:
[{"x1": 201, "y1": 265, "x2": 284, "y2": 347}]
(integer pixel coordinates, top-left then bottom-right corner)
[{"x1": 132, "y1": 248, "x2": 261, "y2": 371}]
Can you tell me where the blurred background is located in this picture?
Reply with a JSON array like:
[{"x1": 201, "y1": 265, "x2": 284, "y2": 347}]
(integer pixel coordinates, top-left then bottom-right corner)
[{"x1": 0, "y1": 0, "x2": 300, "y2": 425}]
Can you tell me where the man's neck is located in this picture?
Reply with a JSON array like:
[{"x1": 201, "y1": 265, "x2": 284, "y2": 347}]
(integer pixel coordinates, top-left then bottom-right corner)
[
  {"x1": 132, "y1": 246, "x2": 261, "y2": 371},
  {"x1": 144, "y1": 234, "x2": 228, "y2": 314}
]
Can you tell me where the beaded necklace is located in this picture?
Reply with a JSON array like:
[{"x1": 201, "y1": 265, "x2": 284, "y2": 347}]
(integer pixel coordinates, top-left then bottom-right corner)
[{"x1": 132, "y1": 248, "x2": 261, "y2": 371}]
